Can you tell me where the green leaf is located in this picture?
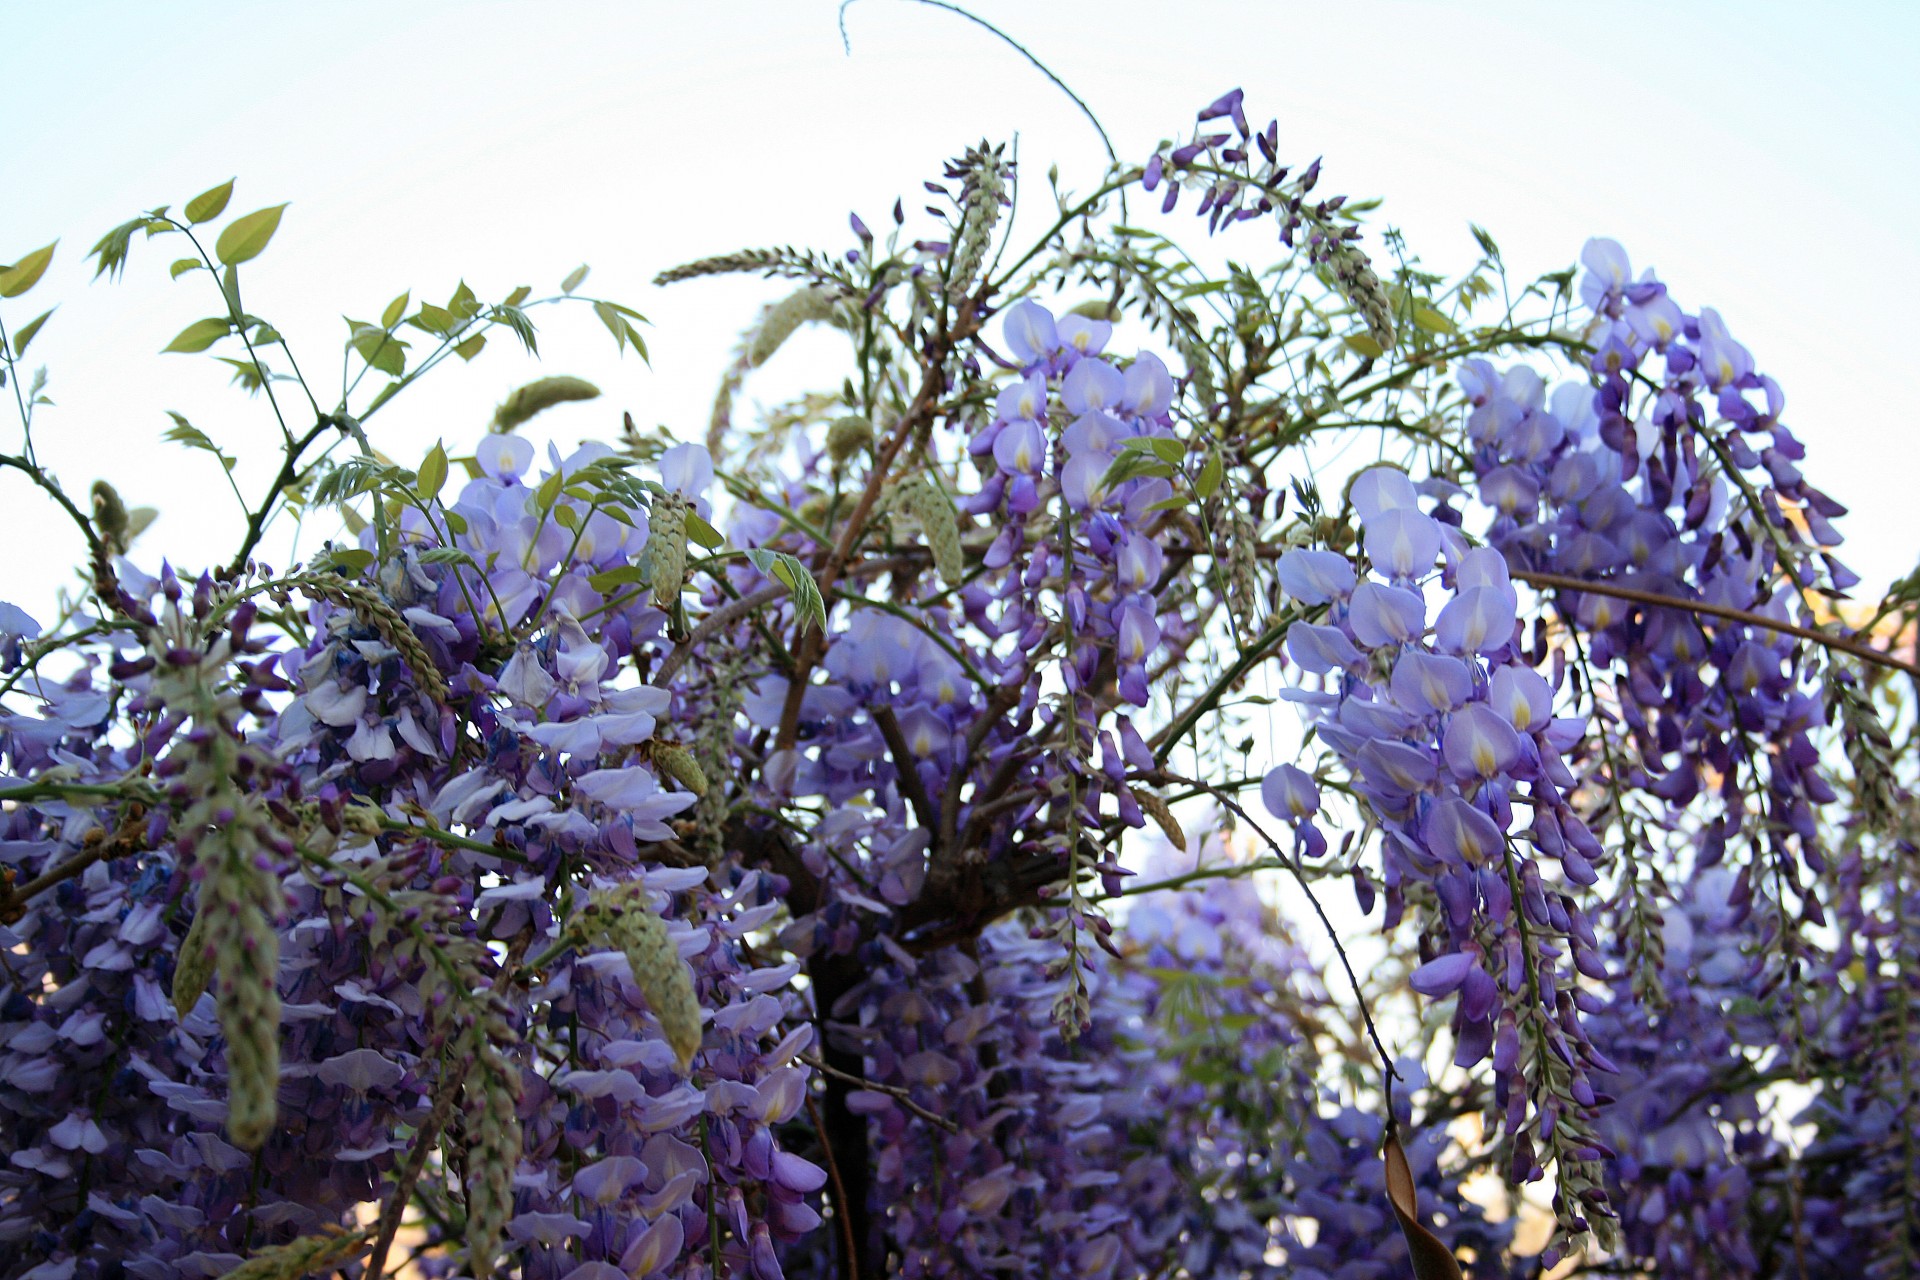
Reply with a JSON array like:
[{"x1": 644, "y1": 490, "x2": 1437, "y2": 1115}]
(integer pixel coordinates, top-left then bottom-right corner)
[
  {"x1": 1145, "y1": 494, "x2": 1190, "y2": 513},
  {"x1": 0, "y1": 241, "x2": 57, "y2": 298},
  {"x1": 185, "y1": 179, "x2": 234, "y2": 224},
  {"x1": 339, "y1": 505, "x2": 369, "y2": 536},
  {"x1": 561, "y1": 264, "x2": 589, "y2": 294},
  {"x1": 441, "y1": 508, "x2": 469, "y2": 536},
  {"x1": 214, "y1": 204, "x2": 287, "y2": 266},
  {"x1": 10, "y1": 309, "x2": 53, "y2": 359},
  {"x1": 348, "y1": 320, "x2": 408, "y2": 376},
  {"x1": 503, "y1": 285, "x2": 531, "y2": 308},
  {"x1": 220, "y1": 265, "x2": 243, "y2": 319},
  {"x1": 163, "y1": 317, "x2": 232, "y2": 354},
  {"x1": 1342, "y1": 334, "x2": 1384, "y2": 360},
  {"x1": 535, "y1": 469, "x2": 564, "y2": 512},
  {"x1": 381, "y1": 291, "x2": 410, "y2": 330},
  {"x1": 417, "y1": 440, "x2": 448, "y2": 501},
  {"x1": 169, "y1": 258, "x2": 204, "y2": 280},
  {"x1": 409, "y1": 302, "x2": 458, "y2": 336},
  {"x1": 1411, "y1": 305, "x2": 1456, "y2": 335},
  {"x1": 417, "y1": 547, "x2": 473, "y2": 566},
  {"x1": 453, "y1": 334, "x2": 485, "y2": 361},
  {"x1": 1194, "y1": 452, "x2": 1223, "y2": 500},
  {"x1": 745, "y1": 549, "x2": 826, "y2": 632},
  {"x1": 88, "y1": 219, "x2": 143, "y2": 281},
  {"x1": 553, "y1": 503, "x2": 581, "y2": 531},
  {"x1": 1100, "y1": 451, "x2": 1175, "y2": 491},
  {"x1": 588, "y1": 565, "x2": 646, "y2": 593},
  {"x1": 323, "y1": 548, "x2": 376, "y2": 574},
  {"x1": 216, "y1": 356, "x2": 266, "y2": 394},
  {"x1": 448, "y1": 280, "x2": 480, "y2": 319},
  {"x1": 496, "y1": 305, "x2": 537, "y2": 355},
  {"x1": 684, "y1": 512, "x2": 724, "y2": 550},
  {"x1": 1175, "y1": 279, "x2": 1229, "y2": 299},
  {"x1": 594, "y1": 300, "x2": 629, "y2": 353},
  {"x1": 163, "y1": 411, "x2": 237, "y2": 471}
]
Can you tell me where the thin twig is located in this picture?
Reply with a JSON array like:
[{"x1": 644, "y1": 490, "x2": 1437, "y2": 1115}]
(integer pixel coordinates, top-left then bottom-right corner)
[
  {"x1": 1512, "y1": 567, "x2": 1920, "y2": 680},
  {"x1": 800, "y1": 1052, "x2": 960, "y2": 1133}
]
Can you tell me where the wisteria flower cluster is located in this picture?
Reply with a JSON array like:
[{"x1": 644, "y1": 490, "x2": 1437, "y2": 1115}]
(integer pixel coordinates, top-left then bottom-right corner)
[{"x1": 0, "y1": 69, "x2": 1915, "y2": 1280}]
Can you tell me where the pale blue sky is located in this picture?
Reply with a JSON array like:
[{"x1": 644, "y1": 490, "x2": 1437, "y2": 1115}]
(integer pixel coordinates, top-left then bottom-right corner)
[{"x1": 2, "y1": 1, "x2": 1916, "y2": 612}]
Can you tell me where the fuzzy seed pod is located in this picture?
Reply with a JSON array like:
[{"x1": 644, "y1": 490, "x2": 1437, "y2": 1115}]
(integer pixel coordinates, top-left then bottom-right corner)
[
  {"x1": 653, "y1": 246, "x2": 790, "y2": 286},
  {"x1": 948, "y1": 143, "x2": 1009, "y2": 302},
  {"x1": 644, "y1": 494, "x2": 689, "y2": 608},
  {"x1": 825, "y1": 415, "x2": 873, "y2": 464},
  {"x1": 215, "y1": 1228, "x2": 369, "y2": 1280},
  {"x1": 172, "y1": 907, "x2": 214, "y2": 1016},
  {"x1": 892, "y1": 475, "x2": 965, "y2": 586},
  {"x1": 201, "y1": 817, "x2": 283, "y2": 1150},
  {"x1": 653, "y1": 742, "x2": 709, "y2": 796},
  {"x1": 748, "y1": 287, "x2": 836, "y2": 367},
  {"x1": 490, "y1": 375, "x2": 600, "y2": 433},
  {"x1": 91, "y1": 480, "x2": 130, "y2": 552},
  {"x1": 1132, "y1": 787, "x2": 1188, "y2": 852},
  {"x1": 461, "y1": 1041, "x2": 522, "y2": 1277},
  {"x1": 1226, "y1": 499, "x2": 1262, "y2": 631},
  {"x1": 288, "y1": 575, "x2": 450, "y2": 706},
  {"x1": 587, "y1": 886, "x2": 702, "y2": 1070}
]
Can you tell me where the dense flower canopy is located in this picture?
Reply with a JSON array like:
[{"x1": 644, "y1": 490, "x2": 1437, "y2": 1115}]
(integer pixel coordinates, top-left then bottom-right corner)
[{"x1": 0, "y1": 77, "x2": 1916, "y2": 1280}]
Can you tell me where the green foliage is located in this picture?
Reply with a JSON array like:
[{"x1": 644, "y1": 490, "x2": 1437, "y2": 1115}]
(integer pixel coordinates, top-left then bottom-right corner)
[{"x1": 215, "y1": 205, "x2": 288, "y2": 266}]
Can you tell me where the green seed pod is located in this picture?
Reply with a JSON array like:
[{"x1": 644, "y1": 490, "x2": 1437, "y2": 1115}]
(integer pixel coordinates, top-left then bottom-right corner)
[
  {"x1": 893, "y1": 475, "x2": 965, "y2": 586},
  {"x1": 589, "y1": 886, "x2": 702, "y2": 1071},
  {"x1": 825, "y1": 415, "x2": 873, "y2": 464},
  {"x1": 172, "y1": 907, "x2": 215, "y2": 1017},
  {"x1": 90, "y1": 480, "x2": 130, "y2": 552},
  {"x1": 490, "y1": 375, "x2": 600, "y2": 433},
  {"x1": 653, "y1": 742, "x2": 709, "y2": 796},
  {"x1": 748, "y1": 287, "x2": 835, "y2": 367},
  {"x1": 644, "y1": 495, "x2": 689, "y2": 608},
  {"x1": 214, "y1": 1228, "x2": 369, "y2": 1280},
  {"x1": 462, "y1": 1041, "x2": 522, "y2": 1278},
  {"x1": 1132, "y1": 787, "x2": 1187, "y2": 852}
]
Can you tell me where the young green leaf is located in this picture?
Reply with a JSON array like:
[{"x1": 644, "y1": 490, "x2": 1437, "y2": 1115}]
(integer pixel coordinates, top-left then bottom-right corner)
[
  {"x1": 1343, "y1": 334, "x2": 1385, "y2": 360},
  {"x1": 417, "y1": 441, "x2": 448, "y2": 501},
  {"x1": 454, "y1": 334, "x2": 486, "y2": 361},
  {"x1": 184, "y1": 179, "x2": 235, "y2": 225},
  {"x1": 163, "y1": 317, "x2": 233, "y2": 354},
  {"x1": 10, "y1": 309, "x2": 53, "y2": 360},
  {"x1": 348, "y1": 321, "x2": 408, "y2": 377},
  {"x1": 1411, "y1": 305, "x2": 1456, "y2": 335},
  {"x1": 684, "y1": 512, "x2": 724, "y2": 550},
  {"x1": 745, "y1": 548, "x2": 826, "y2": 632},
  {"x1": 503, "y1": 285, "x2": 532, "y2": 308},
  {"x1": 381, "y1": 291, "x2": 410, "y2": 330},
  {"x1": 410, "y1": 302, "x2": 458, "y2": 336},
  {"x1": 561, "y1": 264, "x2": 589, "y2": 295},
  {"x1": 1194, "y1": 451, "x2": 1223, "y2": 500},
  {"x1": 169, "y1": 258, "x2": 204, "y2": 280},
  {"x1": 0, "y1": 242, "x2": 57, "y2": 298},
  {"x1": 321, "y1": 547, "x2": 377, "y2": 574},
  {"x1": 214, "y1": 204, "x2": 288, "y2": 266}
]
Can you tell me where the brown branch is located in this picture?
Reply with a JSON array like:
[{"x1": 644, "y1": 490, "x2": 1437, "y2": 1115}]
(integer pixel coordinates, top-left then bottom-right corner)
[
  {"x1": 1512, "y1": 568, "x2": 1920, "y2": 680},
  {"x1": 775, "y1": 304, "x2": 981, "y2": 749},
  {"x1": 0, "y1": 807, "x2": 148, "y2": 924},
  {"x1": 365, "y1": 928, "x2": 534, "y2": 1280},
  {"x1": 870, "y1": 705, "x2": 938, "y2": 834},
  {"x1": 807, "y1": 1094, "x2": 861, "y2": 1280},
  {"x1": 651, "y1": 583, "x2": 789, "y2": 686},
  {"x1": 800, "y1": 1052, "x2": 960, "y2": 1134}
]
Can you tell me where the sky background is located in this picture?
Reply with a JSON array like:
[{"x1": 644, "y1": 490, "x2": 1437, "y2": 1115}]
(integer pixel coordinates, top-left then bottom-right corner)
[{"x1": 2, "y1": 0, "x2": 1917, "y2": 619}]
